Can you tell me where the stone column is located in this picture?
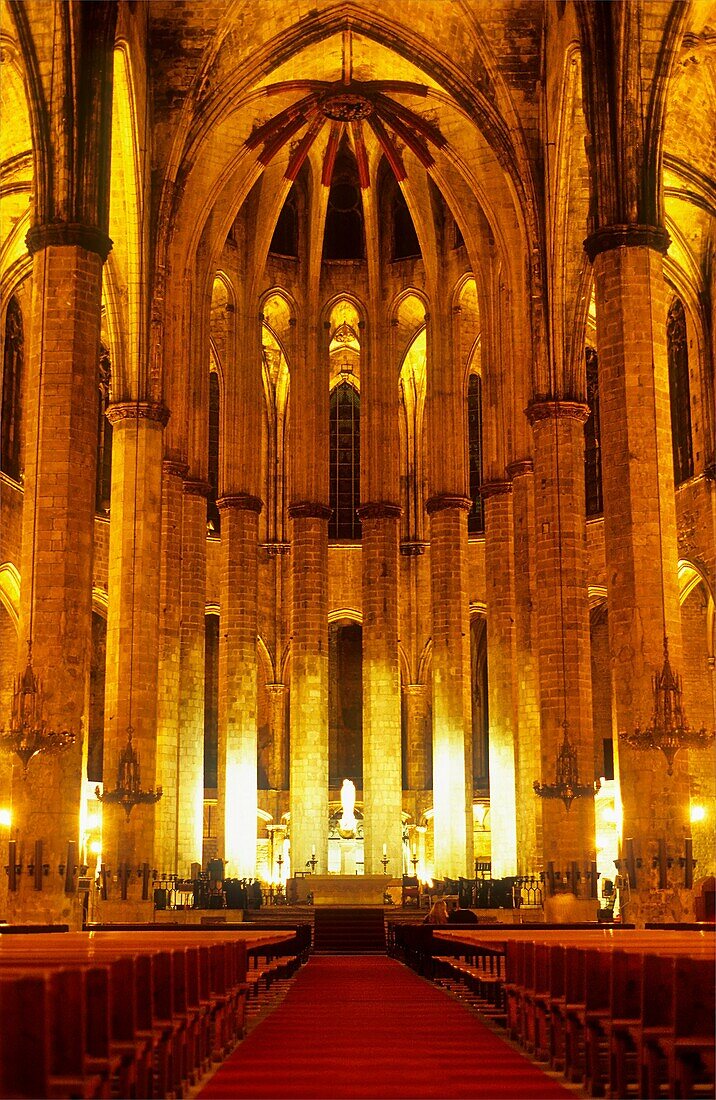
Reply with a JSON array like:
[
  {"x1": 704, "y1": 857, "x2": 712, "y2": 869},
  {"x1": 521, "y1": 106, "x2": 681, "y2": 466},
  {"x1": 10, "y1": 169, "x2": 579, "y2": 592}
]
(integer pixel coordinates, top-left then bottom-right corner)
[
  {"x1": 216, "y1": 494, "x2": 261, "y2": 878},
  {"x1": 102, "y1": 402, "x2": 166, "y2": 874},
  {"x1": 154, "y1": 459, "x2": 186, "y2": 874},
  {"x1": 176, "y1": 479, "x2": 208, "y2": 874},
  {"x1": 358, "y1": 503, "x2": 402, "y2": 873},
  {"x1": 586, "y1": 227, "x2": 688, "y2": 909},
  {"x1": 8, "y1": 230, "x2": 109, "y2": 924},
  {"x1": 426, "y1": 495, "x2": 474, "y2": 878},
  {"x1": 481, "y1": 480, "x2": 518, "y2": 877},
  {"x1": 527, "y1": 400, "x2": 596, "y2": 868},
  {"x1": 266, "y1": 682, "x2": 288, "y2": 791},
  {"x1": 404, "y1": 683, "x2": 430, "y2": 792},
  {"x1": 507, "y1": 459, "x2": 542, "y2": 873},
  {"x1": 289, "y1": 503, "x2": 330, "y2": 874}
]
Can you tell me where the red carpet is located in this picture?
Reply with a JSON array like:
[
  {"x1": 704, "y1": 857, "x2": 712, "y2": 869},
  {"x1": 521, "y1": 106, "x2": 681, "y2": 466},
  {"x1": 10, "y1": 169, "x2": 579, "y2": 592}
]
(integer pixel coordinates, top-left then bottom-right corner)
[{"x1": 200, "y1": 957, "x2": 572, "y2": 1098}]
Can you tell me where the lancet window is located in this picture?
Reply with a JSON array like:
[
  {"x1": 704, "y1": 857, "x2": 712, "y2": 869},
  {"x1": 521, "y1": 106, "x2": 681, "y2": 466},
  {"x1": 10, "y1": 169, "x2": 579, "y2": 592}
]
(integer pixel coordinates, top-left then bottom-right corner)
[
  {"x1": 208, "y1": 371, "x2": 221, "y2": 532},
  {"x1": 329, "y1": 380, "x2": 361, "y2": 540},
  {"x1": 467, "y1": 373, "x2": 484, "y2": 534},
  {"x1": 584, "y1": 346, "x2": 603, "y2": 516},
  {"x1": 1, "y1": 295, "x2": 23, "y2": 481},
  {"x1": 95, "y1": 344, "x2": 113, "y2": 512},
  {"x1": 667, "y1": 298, "x2": 694, "y2": 485}
]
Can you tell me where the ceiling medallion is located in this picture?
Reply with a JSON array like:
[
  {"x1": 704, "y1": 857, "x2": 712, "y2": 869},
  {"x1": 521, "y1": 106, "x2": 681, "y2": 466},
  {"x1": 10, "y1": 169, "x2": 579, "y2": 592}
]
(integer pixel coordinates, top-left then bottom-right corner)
[{"x1": 322, "y1": 94, "x2": 373, "y2": 123}]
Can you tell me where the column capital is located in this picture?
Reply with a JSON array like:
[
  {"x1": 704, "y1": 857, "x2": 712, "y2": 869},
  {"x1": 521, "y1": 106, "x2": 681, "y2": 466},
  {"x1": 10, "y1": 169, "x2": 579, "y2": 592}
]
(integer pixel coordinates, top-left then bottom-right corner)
[
  {"x1": 403, "y1": 683, "x2": 428, "y2": 698},
  {"x1": 266, "y1": 682, "x2": 287, "y2": 697},
  {"x1": 162, "y1": 459, "x2": 189, "y2": 479},
  {"x1": 183, "y1": 478, "x2": 212, "y2": 498},
  {"x1": 288, "y1": 501, "x2": 332, "y2": 521},
  {"x1": 480, "y1": 479, "x2": 512, "y2": 500},
  {"x1": 217, "y1": 493, "x2": 263, "y2": 513},
  {"x1": 526, "y1": 399, "x2": 590, "y2": 427},
  {"x1": 26, "y1": 222, "x2": 113, "y2": 262},
  {"x1": 107, "y1": 401, "x2": 170, "y2": 427},
  {"x1": 356, "y1": 501, "x2": 402, "y2": 521},
  {"x1": 425, "y1": 493, "x2": 472, "y2": 515},
  {"x1": 506, "y1": 458, "x2": 534, "y2": 480},
  {"x1": 400, "y1": 540, "x2": 427, "y2": 557},
  {"x1": 584, "y1": 224, "x2": 670, "y2": 263}
]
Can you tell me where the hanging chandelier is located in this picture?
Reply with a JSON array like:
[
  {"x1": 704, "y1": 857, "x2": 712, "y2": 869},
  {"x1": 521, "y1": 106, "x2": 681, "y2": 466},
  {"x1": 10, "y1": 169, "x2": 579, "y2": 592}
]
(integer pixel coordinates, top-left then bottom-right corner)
[
  {"x1": 619, "y1": 635, "x2": 714, "y2": 775},
  {"x1": 96, "y1": 726, "x2": 162, "y2": 822},
  {"x1": 0, "y1": 643, "x2": 76, "y2": 775},
  {"x1": 534, "y1": 720, "x2": 600, "y2": 812}
]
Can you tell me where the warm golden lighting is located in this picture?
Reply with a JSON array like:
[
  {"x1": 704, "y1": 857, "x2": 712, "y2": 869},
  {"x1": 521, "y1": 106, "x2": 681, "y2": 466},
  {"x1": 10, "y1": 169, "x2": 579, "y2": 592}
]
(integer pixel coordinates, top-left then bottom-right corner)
[
  {"x1": 0, "y1": 808, "x2": 11, "y2": 828},
  {"x1": 690, "y1": 804, "x2": 706, "y2": 824},
  {"x1": 86, "y1": 812, "x2": 101, "y2": 831},
  {"x1": 89, "y1": 840, "x2": 102, "y2": 856}
]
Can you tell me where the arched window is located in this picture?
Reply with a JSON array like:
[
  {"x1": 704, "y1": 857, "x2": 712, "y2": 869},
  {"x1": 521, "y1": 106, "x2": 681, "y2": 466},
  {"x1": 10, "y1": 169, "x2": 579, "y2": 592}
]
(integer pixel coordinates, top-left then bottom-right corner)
[
  {"x1": 96, "y1": 345, "x2": 113, "y2": 512},
  {"x1": 392, "y1": 189, "x2": 421, "y2": 260},
  {"x1": 207, "y1": 371, "x2": 221, "y2": 533},
  {"x1": 323, "y1": 153, "x2": 365, "y2": 261},
  {"x1": 467, "y1": 374, "x2": 484, "y2": 534},
  {"x1": 1, "y1": 296, "x2": 23, "y2": 481},
  {"x1": 204, "y1": 613, "x2": 219, "y2": 790},
  {"x1": 584, "y1": 346, "x2": 603, "y2": 516},
  {"x1": 667, "y1": 298, "x2": 694, "y2": 485},
  {"x1": 329, "y1": 381, "x2": 361, "y2": 540},
  {"x1": 269, "y1": 186, "x2": 298, "y2": 257}
]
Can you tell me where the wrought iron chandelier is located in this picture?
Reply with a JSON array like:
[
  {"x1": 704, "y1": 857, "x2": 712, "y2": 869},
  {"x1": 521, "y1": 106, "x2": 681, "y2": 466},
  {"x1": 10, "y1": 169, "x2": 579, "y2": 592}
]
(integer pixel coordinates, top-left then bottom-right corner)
[
  {"x1": 0, "y1": 642, "x2": 75, "y2": 775},
  {"x1": 96, "y1": 726, "x2": 162, "y2": 821},
  {"x1": 534, "y1": 719, "x2": 600, "y2": 811},
  {"x1": 533, "y1": 397, "x2": 599, "y2": 812},
  {"x1": 619, "y1": 635, "x2": 714, "y2": 775}
]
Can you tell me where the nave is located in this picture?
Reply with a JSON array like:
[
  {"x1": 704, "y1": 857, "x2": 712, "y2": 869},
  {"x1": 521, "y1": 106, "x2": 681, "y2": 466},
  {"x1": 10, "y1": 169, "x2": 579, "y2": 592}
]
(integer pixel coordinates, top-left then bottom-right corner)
[{"x1": 200, "y1": 955, "x2": 571, "y2": 1100}]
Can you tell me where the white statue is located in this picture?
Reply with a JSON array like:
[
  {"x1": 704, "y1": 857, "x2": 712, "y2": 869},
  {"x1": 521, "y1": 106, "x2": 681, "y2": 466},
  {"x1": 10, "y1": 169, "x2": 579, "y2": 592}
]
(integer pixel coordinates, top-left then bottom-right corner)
[{"x1": 339, "y1": 778, "x2": 357, "y2": 836}]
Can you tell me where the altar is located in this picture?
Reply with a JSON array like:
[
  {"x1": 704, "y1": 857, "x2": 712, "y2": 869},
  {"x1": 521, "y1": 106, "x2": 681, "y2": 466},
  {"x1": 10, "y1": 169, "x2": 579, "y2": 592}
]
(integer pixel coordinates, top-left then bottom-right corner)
[{"x1": 287, "y1": 874, "x2": 401, "y2": 906}]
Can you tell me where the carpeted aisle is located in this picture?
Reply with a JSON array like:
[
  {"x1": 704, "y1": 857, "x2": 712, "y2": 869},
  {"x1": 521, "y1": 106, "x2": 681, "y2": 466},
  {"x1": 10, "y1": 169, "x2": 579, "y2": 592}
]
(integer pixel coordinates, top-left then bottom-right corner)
[{"x1": 199, "y1": 956, "x2": 572, "y2": 1099}]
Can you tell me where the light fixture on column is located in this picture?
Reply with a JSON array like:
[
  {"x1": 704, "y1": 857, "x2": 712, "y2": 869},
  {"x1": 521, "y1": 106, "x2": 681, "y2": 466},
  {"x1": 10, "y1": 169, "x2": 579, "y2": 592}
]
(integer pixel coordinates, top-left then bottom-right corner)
[
  {"x1": 96, "y1": 725, "x2": 162, "y2": 821},
  {"x1": 618, "y1": 306, "x2": 715, "y2": 775},
  {"x1": 0, "y1": 644, "x2": 75, "y2": 775},
  {"x1": 619, "y1": 635, "x2": 713, "y2": 775},
  {"x1": 533, "y1": 398, "x2": 599, "y2": 812},
  {"x1": 0, "y1": 231, "x2": 76, "y2": 774}
]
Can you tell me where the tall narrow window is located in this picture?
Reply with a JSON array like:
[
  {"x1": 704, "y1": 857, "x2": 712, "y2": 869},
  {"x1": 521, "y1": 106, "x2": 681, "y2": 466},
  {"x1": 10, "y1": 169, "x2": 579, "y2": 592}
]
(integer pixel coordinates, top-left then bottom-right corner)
[
  {"x1": 204, "y1": 613, "x2": 219, "y2": 789},
  {"x1": 392, "y1": 190, "x2": 421, "y2": 260},
  {"x1": 208, "y1": 372, "x2": 220, "y2": 532},
  {"x1": 329, "y1": 381, "x2": 361, "y2": 540},
  {"x1": 1, "y1": 295, "x2": 23, "y2": 481},
  {"x1": 467, "y1": 374, "x2": 484, "y2": 534},
  {"x1": 269, "y1": 186, "x2": 298, "y2": 257},
  {"x1": 667, "y1": 298, "x2": 694, "y2": 485},
  {"x1": 96, "y1": 345, "x2": 113, "y2": 511},
  {"x1": 584, "y1": 346, "x2": 603, "y2": 516}
]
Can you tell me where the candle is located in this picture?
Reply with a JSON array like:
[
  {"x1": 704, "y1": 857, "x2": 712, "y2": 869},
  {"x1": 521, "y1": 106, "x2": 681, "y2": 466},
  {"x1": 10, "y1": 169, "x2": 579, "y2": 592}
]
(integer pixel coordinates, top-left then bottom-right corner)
[
  {"x1": 311, "y1": 845, "x2": 316, "y2": 857},
  {"x1": 412, "y1": 846, "x2": 416, "y2": 859},
  {"x1": 382, "y1": 843, "x2": 387, "y2": 857}
]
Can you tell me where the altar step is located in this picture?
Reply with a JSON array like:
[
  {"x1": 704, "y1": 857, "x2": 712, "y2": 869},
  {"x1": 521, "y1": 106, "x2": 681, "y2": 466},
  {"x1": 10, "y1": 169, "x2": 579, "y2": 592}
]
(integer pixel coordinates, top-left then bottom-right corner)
[{"x1": 312, "y1": 907, "x2": 386, "y2": 954}]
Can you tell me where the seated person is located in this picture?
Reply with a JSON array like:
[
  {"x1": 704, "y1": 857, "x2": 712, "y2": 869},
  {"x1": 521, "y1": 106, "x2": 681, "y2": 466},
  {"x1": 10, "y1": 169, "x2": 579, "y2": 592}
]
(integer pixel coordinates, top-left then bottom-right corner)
[
  {"x1": 447, "y1": 899, "x2": 479, "y2": 924},
  {"x1": 423, "y1": 899, "x2": 449, "y2": 924}
]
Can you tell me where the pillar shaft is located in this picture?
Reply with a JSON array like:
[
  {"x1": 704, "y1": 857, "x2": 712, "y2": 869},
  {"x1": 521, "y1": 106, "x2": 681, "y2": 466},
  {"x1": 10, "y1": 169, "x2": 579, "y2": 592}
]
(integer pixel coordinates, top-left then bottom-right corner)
[
  {"x1": 528, "y1": 401, "x2": 596, "y2": 866},
  {"x1": 508, "y1": 460, "x2": 543, "y2": 873},
  {"x1": 9, "y1": 241, "x2": 104, "y2": 922},
  {"x1": 427, "y1": 497, "x2": 473, "y2": 877},
  {"x1": 266, "y1": 683, "x2": 287, "y2": 791},
  {"x1": 359, "y1": 507, "x2": 402, "y2": 873},
  {"x1": 217, "y1": 495, "x2": 261, "y2": 878},
  {"x1": 404, "y1": 684, "x2": 430, "y2": 792},
  {"x1": 155, "y1": 460, "x2": 186, "y2": 873},
  {"x1": 176, "y1": 481, "x2": 208, "y2": 872},
  {"x1": 589, "y1": 234, "x2": 688, "y2": 880},
  {"x1": 102, "y1": 403, "x2": 166, "y2": 871},
  {"x1": 482, "y1": 481, "x2": 518, "y2": 877},
  {"x1": 289, "y1": 507, "x2": 330, "y2": 873}
]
